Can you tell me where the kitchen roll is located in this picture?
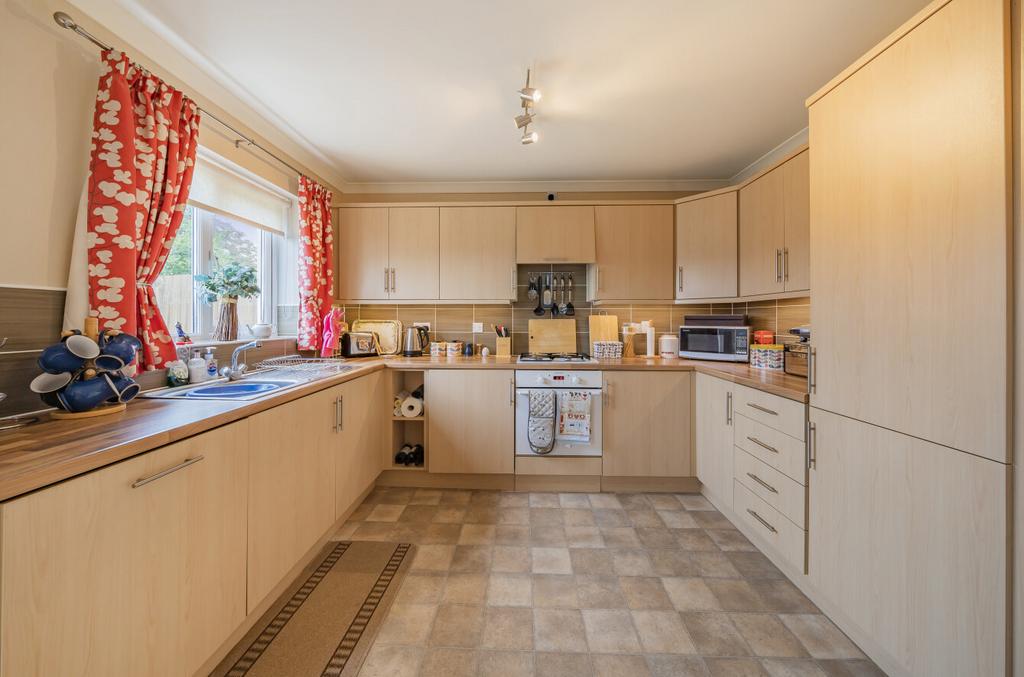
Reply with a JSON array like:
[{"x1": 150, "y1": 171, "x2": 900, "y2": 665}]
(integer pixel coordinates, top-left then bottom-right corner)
[{"x1": 401, "y1": 396, "x2": 424, "y2": 418}]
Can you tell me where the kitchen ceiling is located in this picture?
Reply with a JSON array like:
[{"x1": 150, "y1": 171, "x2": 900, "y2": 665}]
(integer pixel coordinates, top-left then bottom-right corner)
[{"x1": 116, "y1": 0, "x2": 929, "y2": 187}]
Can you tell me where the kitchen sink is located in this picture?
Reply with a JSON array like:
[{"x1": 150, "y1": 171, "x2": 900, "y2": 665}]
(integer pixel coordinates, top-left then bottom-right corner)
[
  {"x1": 179, "y1": 380, "x2": 295, "y2": 399},
  {"x1": 142, "y1": 364, "x2": 353, "y2": 401}
]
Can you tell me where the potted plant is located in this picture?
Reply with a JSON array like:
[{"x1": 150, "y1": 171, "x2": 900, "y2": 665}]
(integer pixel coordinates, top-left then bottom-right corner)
[{"x1": 196, "y1": 263, "x2": 260, "y2": 341}]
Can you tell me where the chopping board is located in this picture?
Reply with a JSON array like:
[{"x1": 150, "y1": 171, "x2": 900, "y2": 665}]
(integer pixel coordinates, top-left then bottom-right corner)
[
  {"x1": 588, "y1": 314, "x2": 619, "y2": 353},
  {"x1": 528, "y1": 319, "x2": 577, "y2": 354}
]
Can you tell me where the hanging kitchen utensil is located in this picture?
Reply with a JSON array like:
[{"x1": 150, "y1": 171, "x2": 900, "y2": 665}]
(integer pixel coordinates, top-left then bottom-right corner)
[
  {"x1": 527, "y1": 275, "x2": 538, "y2": 301},
  {"x1": 533, "y1": 275, "x2": 547, "y2": 316},
  {"x1": 558, "y1": 274, "x2": 568, "y2": 315},
  {"x1": 541, "y1": 274, "x2": 553, "y2": 312},
  {"x1": 565, "y1": 273, "x2": 575, "y2": 316}
]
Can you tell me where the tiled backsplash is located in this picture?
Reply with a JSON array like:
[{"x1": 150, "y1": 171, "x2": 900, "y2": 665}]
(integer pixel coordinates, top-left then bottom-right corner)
[{"x1": 342, "y1": 264, "x2": 810, "y2": 355}]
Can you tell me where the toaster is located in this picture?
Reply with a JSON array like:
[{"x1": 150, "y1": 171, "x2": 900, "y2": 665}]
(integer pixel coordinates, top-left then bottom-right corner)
[{"x1": 339, "y1": 332, "x2": 378, "y2": 358}]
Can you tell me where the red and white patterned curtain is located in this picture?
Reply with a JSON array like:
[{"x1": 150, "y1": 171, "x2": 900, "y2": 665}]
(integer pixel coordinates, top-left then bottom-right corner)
[
  {"x1": 86, "y1": 51, "x2": 201, "y2": 369},
  {"x1": 297, "y1": 176, "x2": 335, "y2": 351}
]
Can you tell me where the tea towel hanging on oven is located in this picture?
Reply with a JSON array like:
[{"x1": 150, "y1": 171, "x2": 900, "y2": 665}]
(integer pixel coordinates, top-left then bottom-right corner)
[
  {"x1": 556, "y1": 390, "x2": 591, "y2": 442},
  {"x1": 527, "y1": 389, "x2": 556, "y2": 454}
]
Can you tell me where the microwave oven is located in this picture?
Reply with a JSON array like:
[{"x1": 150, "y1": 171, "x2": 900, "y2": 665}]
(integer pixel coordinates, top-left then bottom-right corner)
[{"x1": 678, "y1": 326, "x2": 750, "y2": 362}]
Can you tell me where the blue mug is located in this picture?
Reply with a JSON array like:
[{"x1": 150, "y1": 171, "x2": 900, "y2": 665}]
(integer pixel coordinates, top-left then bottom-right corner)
[
  {"x1": 38, "y1": 343, "x2": 85, "y2": 374},
  {"x1": 56, "y1": 374, "x2": 119, "y2": 413},
  {"x1": 108, "y1": 374, "x2": 141, "y2": 403},
  {"x1": 100, "y1": 332, "x2": 141, "y2": 368},
  {"x1": 95, "y1": 354, "x2": 125, "y2": 371},
  {"x1": 39, "y1": 391, "x2": 62, "y2": 408}
]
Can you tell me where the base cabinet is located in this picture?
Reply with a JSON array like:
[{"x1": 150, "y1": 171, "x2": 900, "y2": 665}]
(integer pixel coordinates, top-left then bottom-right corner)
[
  {"x1": 335, "y1": 371, "x2": 386, "y2": 519},
  {"x1": 603, "y1": 372, "x2": 692, "y2": 477},
  {"x1": 0, "y1": 422, "x2": 248, "y2": 677},
  {"x1": 808, "y1": 408, "x2": 1006, "y2": 677},
  {"x1": 427, "y1": 370, "x2": 515, "y2": 474},
  {"x1": 694, "y1": 373, "x2": 733, "y2": 505}
]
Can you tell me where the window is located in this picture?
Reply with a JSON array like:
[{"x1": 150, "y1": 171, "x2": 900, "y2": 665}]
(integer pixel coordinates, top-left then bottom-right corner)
[{"x1": 152, "y1": 149, "x2": 295, "y2": 341}]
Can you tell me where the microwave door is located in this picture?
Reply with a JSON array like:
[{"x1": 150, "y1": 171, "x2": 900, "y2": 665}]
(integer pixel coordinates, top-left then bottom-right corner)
[{"x1": 686, "y1": 332, "x2": 726, "y2": 355}]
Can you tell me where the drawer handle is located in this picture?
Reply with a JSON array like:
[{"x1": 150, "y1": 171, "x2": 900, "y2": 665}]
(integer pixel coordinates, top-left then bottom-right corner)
[
  {"x1": 747, "y1": 508, "x2": 778, "y2": 534},
  {"x1": 746, "y1": 472, "x2": 778, "y2": 494},
  {"x1": 746, "y1": 402, "x2": 778, "y2": 416},
  {"x1": 746, "y1": 436, "x2": 779, "y2": 454},
  {"x1": 132, "y1": 456, "x2": 204, "y2": 489}
]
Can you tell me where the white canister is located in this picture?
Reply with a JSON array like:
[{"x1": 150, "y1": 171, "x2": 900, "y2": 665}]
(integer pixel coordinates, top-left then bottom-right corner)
[{"x1": 659, "y1": 334, "x2": 679, "y2": 358}]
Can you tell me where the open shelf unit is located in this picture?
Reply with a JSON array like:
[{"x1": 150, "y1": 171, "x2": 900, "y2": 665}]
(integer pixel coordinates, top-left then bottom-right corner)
[{"x1": 387, "y1": 369, "x2": 427, "y2": 471}]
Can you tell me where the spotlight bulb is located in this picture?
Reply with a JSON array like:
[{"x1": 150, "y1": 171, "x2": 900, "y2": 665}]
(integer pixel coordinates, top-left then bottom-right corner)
[
  {"x1": 518, "y1": 87, "x2": 542, "y2": 103},
  {"x1": 521, "y1": 130, "x2": 538, "y2": 145}
]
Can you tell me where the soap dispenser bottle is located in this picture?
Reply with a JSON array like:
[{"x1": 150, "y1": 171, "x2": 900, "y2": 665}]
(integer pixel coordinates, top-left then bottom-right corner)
[
  {"x1": 187, "y1": 349, "x2": 207, "y2": 383},
  {"x1": 204, "y1": 347, "x2": 218, "y2": 380}
]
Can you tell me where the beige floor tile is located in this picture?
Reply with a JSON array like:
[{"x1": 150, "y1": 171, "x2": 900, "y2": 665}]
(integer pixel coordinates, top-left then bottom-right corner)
[
  {"x1": 399, "y1": 505, "x2": 439, "y2": 523},
  {"x1": 646, "y1": 654, "x2": 711, "y2": 677},
  {"x1": 487, "y1": 573, "x2": 533, "y2": 607},
  {"x1": 410, "y1": 488, "x2": 443, "y2": 505},
  {"x1": 533, "y1": 574, "x2": 580, "y2": 608},
  {"x1": 419, "y1": 647, "x2": 478, "y2": 677},
  {"x1": 704, "y1": 657, "x2": 769, "y2": 676},
  {"x1": 681, "y1": 612, "x2": 752, "y2": 656},
  {"x1": 593, "y1": 653, "x2": 652, "y2": 677},
  {"x1": 677, "y1": 494, "x2": 716, "y2": 511},
  {"x1": 478, "y1": 650, "x2": 535, "y2": 677},
  {"x1": 471, "y1": 492, "x2": 502, "y2": 507},
  {"x1": 632, "y1": 609, "x2": 697, "y2": 654},
  {"x1": 815, "y1": 658, "x2": 886, "y2": 676},
  {"x1": 535, "y1": 652, "x2": 594, "y2": 677},
  {"x1": 429, "y1": 604, "x2": 484, "y2": 648},
  {"x1": 617, "y1": 493, "x2": 652, "y2": 510},
  {"x1": 761, "y1": 658, "x2": 828, "y2": 676},
  {"x1": 374, "y1": 603, "x2": 438, "y2": 645},
  {"x1": 534, "y1": 608, "x2": 589, "y2": 652},
  {"x1": 420, "y1": 523, "x2": 463, "y2": 545},
  {"x1": 662, "y1": 577, "x2": 722, "y2": 611},
  {"x1": 459, "y1": 523, "x2": 496, "y2": 545},
  {"x1": 692, "y1": 511, "x2": 735, "y2": 530},
  {"x1": 395, "y1": 573, "x2": 446, "y2": 605},
  {"x1": 749, "y1": 580, "x2": 818, "y2": 613},
  {"x1": 638, "y1": 527, "x2": 679, "y2": 549},
  {"x1": 334, "y1": 522, "x2": 358, "y2": 539},
  {"x1": 499, "y1": 507, "x2": 531, "y2": 525},
  {"x1": 532, "y1": 547, "x2": 573, "y2": 574},
  {"x1": 601, "y1": 527, "x2": 642, "y2": 548},
  {"x1": 611, "y1": 549, "x2": 655, "y2": 576},
  {"x1": 576, "y1": 575, "x2": 628, "y2": 609},
  {"x1": 481, "y1": 606, "x2": 534, "y2": 650},
  {"x1": 530, "y1": 525, "x2": 568, "y2": 546},
  {"x1": 495, "y1": 525, "x2": 531, "y2": 545},
  {"x1": 707, "y1": 528, "x2": 758, "y2": 552},
  {"x1": 359, "y1": 643, "x2": 423, "y2": 677},
  {"x1": 354, "y1": 523, "x2": 400, "y2": 541},
  {"x1": 726, "y1": 551, "x2": 785, "y2": 580},
  {"x1": 648, "y1": 494, "x2": 685, "y2": 510},
  {"x1": 432, "y1": 506, "x2": 468, "y2": 523},
  {"x1": 440, "y1": 490, "x2": 473, "y2": 505},
  {"x1": 450, "y1": 545, "x2": 492, "y2": 573},
  {"x1": 705, "y1": 579, "x2": 768, "y2": 611},
  {"x1": 366, "y1": 504, "x2": 406, "y2": 522},
  {"x1": 581, "y1": 609, "x2": 641, "y2": 653},
  {"x1": 649, "y1": 550, "x2": 699, "y2": 577},
  {"x1": 779, "y1": 615, "x2": 864, "y2": 660},
  {"x1": 530, "y1": 507, "x2": 565, "y2": 526},
  {"x1": 691, "y1": 551, "x2": 743, "y2": 578},
  {"x1": 593, "y1": 509, "x2": 631, "y2": 528},
  {"x1": 658, "y1": 510, "x2": 700, "y2": 529},
  {"x1": 565, "y1": 526, "x2": 605, "y2": 548},
  {"x1": 675, "y1": 529, "x2": 722, "y2": 551},
  {"x1": 412, "y1": 544, "x2": 455, "y2": 572},
  {"x1": 626, "y1": 509, "x2": 665, "y2": 528},
  {"x1": 559, "y1": 493, "x2": 592, "y2": 508},
  {"x1": 618, "y1": 576, "x2": 673, "y2": 609},
  {"x1": 492, "y1": 545, "x2": 532, "y2": 573},
  {"x1": 563, "y1": 508, "x2": 598, "y2": 526},
  {"x1": 443, "y1": 573, "x2": 488, "y2": 605},
  {"x1": 588, "y1": 493, "x2": 623, "y2": 509},
  {"x1": 464, "y1": 505, "x2": 500, "y2": 524},
  {"x1": 570, "y1": 548, "x2": 614, "y2": 575},
  {"x1": 731, "y1": 614, "x2": 809, "y2": 657},
  {"x1": 500, "y1": 492, "x2": 530, "y2": 507},
  {"x1": 530, "y1": 492, "x2": 562, "y2": 507}
]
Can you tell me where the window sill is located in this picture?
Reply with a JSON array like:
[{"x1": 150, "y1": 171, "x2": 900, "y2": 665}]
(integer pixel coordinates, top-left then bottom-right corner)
[{"x1": 174, "y1": 336, "x2": 297, "y2": 350}]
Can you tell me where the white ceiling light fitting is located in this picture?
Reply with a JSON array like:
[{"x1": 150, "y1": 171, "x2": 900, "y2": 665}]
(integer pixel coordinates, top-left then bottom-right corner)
[{"x1": 515, "y1": 68, "x2": 540, "y2": 145}]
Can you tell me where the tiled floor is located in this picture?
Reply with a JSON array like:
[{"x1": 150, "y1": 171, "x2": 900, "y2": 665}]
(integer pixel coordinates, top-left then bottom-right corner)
[{"x1": 335, "y1": 488, "x2": 885, "y2": 677}]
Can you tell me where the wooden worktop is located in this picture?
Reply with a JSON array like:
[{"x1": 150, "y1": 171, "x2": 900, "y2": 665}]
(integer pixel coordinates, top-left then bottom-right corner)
[{"x1": 0, "y1": 357, "x2": 805, "y2": 503}]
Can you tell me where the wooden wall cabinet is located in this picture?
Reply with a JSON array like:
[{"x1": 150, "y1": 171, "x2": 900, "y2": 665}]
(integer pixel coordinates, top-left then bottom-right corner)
[
  {"x1": 738, "y1": 149, "x2": 809, "y2": 296},
  {"x1": 440, "y1": 207, "x2": 517, "y2": 301},
  {"x1": 591, "y1": 205, "x2": 675, "y2": 301},
  {"x1": 807, "y1": 408, "x2": 1006, "y2": 676},
  {"x1": 427, "y1": 369, "x2": 514, "y2": 474},
  {"x1": 602, "y1": 371, "x2": 692, "y2": 477},
  {"x1": 337, "y1": 207, "x2": 440, "y2": 300},
  {"x1": 247, "y1": 389, "x2": 337, "y2": 610},
  {"x1": 807, "y1": 0, "x2": 1007, "y2": 460},
  {"x1": 694, "y1": 373, "x2": 733, "y2": 506},
  {"x1": 675, "y1": 192, "x2": 738, "y2": 299},
  {"x1": 0, "y1": 422, "x2": 248, "y2": 677},
  {"x1": 516, "y1": 206, "x2": 596, "y2": 263}
]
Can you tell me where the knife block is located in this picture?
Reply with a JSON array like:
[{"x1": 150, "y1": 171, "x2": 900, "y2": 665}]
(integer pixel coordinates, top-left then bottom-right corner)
[{"x1": 495, "y1": 337, "x2": 512, "y2": 356}]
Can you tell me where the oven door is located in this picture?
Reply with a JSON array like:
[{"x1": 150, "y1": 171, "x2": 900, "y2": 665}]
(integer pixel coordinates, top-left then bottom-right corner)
[
  {"x1": 515, "y1": 388, "x2": 603, "y2": 457},
  {"x1": 679, "y1": 327, "x2": 749, "y2": 361}
]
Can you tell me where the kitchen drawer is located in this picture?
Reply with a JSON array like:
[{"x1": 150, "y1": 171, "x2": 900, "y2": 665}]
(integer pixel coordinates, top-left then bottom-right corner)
[
  {"x1": 733, "y1": 384, "x2": 805, "y2": 440},
  {"x1": 734, "y1": 447, "x2": 805, "y2": 528},
  {"x1": 734, "y1": 478, "x2": 805, "y2": 574},
  {"x1": 734, "y1": 413, "x2": 806, "y2": 485}
]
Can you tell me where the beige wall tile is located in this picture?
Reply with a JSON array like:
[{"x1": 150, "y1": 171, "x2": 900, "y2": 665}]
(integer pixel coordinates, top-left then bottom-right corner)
[
  {"x1": 436, "y1": 306, "x2": 474, "y2": 332},
  {"x1": 359, "y1": 305, "x2": 399, "y2": 321}
]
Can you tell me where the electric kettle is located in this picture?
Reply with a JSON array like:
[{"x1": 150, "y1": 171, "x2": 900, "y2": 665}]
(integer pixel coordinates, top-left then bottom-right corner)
[{"x1": 402, "y1": 326, "x2": 430, "y2": 357}]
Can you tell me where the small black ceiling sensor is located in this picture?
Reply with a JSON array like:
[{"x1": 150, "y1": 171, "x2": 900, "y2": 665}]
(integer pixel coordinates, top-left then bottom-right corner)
[{"x1": 547, "y1": 193, "x2": 557, "y2": 201}]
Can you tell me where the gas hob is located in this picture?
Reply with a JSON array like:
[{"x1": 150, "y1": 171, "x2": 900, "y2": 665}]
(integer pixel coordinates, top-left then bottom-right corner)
[{"x1": 517, "y1": 352, "x2": 596, "y2": 363}]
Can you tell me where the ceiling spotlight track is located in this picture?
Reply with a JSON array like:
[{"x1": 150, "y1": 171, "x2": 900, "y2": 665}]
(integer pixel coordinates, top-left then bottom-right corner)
[{"x1": 514, "y1": 68, "x2": 541, "y2": 145}]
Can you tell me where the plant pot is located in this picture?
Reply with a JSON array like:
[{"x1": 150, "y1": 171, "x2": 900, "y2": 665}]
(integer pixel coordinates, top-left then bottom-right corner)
[{"x1": 212, "y1": 297, "x2": 239, "y2": 341}]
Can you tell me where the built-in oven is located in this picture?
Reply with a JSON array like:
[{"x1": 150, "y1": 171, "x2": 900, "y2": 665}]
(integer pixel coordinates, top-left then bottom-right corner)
[
  {"x1": 515, "y1": 370, "x2": 602, "y2": 457},
  {"x1": 679, "y1": 325, "x2": 751, "y2": 362}
]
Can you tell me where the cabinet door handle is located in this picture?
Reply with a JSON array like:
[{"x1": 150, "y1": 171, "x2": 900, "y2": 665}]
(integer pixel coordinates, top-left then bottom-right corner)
[
  {"x1": 132, "y1": 456, "x2": 204, "y2": 489},
  {"x1": 677, "y1": 266, "x2": 684, "y2": 293},
  {"x1": 783, "y1": 247, "x2": 789, "y2": 282},
  {"x1": 726, "y1": 391, "x2": 733, "y2": 425},
  {"x1": 605, "y1": 381, "x2": 612, "y2": 408},
  {"x1": 511, "y1": 267, "x2": 517, "y2": 299},
  {"x1": 807, "y1": 346, "x2": 816, "y2": 394},
  {"x1": 807, "y1": 421, "x2": 817, "y2": 470},
  {"x1": 746, "y1": 472, "x2": 778, "y2": 494},
  {"x1": 390, "y1": 268, "x2": 396, "y2": 294},
  {"x1": 746, "y1": 402, "x2": 778, "y2": 416},
  {"x1": 384, "y1": 266, "x2": 389, "y2": 293},
  {"x1": 746, "y1": 436, "x2": 779, "y2": 454},
  {"x1": 509, "y1": 379, "x2": 514, "y2": 406},
  {"x1": 775, "y1": 249, "x2": 782, "y2": 282},
  {"x1": 747, "y1": 508, "x2": 778, "y2": 534},
  {"x1": 337, "y1": 395, "x2": 344, "y2": 432},
  {"x1": 596, "y1": 265, "x2": 602, "y2": 291}
]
